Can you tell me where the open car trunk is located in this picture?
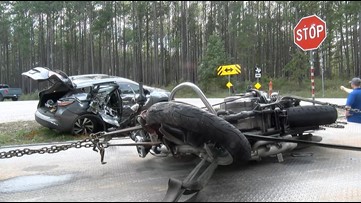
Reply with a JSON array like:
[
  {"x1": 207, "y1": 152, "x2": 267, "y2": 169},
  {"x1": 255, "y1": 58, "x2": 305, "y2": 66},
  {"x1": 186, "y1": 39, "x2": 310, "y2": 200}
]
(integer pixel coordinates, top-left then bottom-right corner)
[{"x1": 22, "y1": 67, "x2": 74, "y2": 107}]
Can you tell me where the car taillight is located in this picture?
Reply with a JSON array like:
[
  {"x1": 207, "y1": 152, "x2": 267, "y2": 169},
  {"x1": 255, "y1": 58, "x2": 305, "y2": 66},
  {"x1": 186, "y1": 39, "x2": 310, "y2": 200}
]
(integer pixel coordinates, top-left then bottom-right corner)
[{"x1": 57, "y1": 100, "x2": 74, "y2": 107}]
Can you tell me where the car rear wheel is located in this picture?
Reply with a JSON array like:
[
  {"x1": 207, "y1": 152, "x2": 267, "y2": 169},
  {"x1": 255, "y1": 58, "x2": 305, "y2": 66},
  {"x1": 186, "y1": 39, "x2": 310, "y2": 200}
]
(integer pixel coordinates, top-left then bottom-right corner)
[
  {"x1": 71, "y1": 114, "x2": 103, "y2": 135},
  {"x1": 0, "y1": 94, "x2": 3, "y2": 101},
  {"x1": 12, "y1": 97, "x2": 18, "y2": 101}
]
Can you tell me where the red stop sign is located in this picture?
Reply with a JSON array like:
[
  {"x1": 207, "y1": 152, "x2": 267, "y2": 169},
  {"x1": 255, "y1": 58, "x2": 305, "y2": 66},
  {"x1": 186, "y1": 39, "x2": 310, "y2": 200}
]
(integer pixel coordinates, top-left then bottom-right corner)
[{"x1": 293, "y1": 15, "x2": 326, "y2": 51}]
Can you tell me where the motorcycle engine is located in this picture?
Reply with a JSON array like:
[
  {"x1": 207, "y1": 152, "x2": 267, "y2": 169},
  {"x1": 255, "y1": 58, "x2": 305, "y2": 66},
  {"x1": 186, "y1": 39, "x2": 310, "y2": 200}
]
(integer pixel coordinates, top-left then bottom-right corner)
[
  {"x1": 220, "y1": 95, "x2": 258, "y2": 113},
  {"x1": 219, "y1": 95, "x2": 268, "y2": 131}
]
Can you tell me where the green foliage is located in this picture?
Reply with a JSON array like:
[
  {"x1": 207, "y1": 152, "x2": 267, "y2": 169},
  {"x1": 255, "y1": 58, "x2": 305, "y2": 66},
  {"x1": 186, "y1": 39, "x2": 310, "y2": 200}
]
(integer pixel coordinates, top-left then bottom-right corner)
[
  {"x1": 20, "y1": 91, "x2": 39, "y2": 100},
  {"x1": 284, "y1": 51, "x2": 309, "y2": 86},
  {"x1": 198, "y1": 34, "x2": 229, "y2": 92},
  {"x1": 93, "y1": 1, "x2": 114, "y2": 33},
  {"x1": 261, "y1": 77, "x2": 350, "y2": 98}
]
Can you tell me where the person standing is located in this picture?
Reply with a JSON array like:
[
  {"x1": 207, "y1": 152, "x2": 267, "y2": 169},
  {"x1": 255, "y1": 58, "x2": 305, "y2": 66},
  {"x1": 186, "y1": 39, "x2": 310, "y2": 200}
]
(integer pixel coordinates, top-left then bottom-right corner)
[{"x1": 345, "y1": 77, "x2": 361, "y2": 123}]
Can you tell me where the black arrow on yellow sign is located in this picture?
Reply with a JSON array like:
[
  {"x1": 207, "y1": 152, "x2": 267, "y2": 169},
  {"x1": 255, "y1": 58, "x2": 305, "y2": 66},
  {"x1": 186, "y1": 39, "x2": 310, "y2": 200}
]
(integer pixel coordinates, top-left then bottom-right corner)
[{"x1": 217, "y1": 64, "x2": 241, "y2": 76}]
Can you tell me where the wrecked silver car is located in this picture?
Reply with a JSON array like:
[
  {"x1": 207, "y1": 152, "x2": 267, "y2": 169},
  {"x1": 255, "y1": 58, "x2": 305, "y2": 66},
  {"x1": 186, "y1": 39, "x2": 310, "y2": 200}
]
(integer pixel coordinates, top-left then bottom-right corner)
[{"x1": 22, "y1": 67, "x2": 170, "y2": 135}]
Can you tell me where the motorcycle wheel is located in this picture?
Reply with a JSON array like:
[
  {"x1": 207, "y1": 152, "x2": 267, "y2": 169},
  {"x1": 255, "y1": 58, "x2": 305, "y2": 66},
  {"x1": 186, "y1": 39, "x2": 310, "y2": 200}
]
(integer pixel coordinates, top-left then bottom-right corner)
[
  {"x1": 145, "y1": 101, "x2": 251, "y2": 166},
  {"x1": 287, "y1": 105, "x2": 337, "y2": 128}
]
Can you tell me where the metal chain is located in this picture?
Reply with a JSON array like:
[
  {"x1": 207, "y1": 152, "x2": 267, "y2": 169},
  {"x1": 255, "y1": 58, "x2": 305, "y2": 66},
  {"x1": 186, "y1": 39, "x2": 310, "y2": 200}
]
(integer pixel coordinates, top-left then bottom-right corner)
[
  {"x1": 0, "y1": 135, "x2": 104, "y2": 159},
  {"x1": 323, "y1": 123, "x2": 345, "y2": 128},
  {"x1": 343, "y1": 106, "x2": 361, "y2": 114},
  {"x1": 328, "y1": 102, "x2": 361, "y2": 114}
]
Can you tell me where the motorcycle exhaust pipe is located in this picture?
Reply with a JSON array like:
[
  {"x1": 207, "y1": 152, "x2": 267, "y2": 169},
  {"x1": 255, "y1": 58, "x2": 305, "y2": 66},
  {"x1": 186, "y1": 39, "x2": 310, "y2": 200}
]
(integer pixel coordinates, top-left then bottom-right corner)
[{"x1": 250, "y1": 135, "x2": 298, "y2": 161}]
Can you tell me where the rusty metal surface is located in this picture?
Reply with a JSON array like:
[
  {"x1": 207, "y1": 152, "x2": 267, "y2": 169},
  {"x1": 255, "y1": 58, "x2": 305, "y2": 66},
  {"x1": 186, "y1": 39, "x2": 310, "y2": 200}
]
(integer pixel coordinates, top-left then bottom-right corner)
[{"x1": 1, "y1": 123, "x2": 361, "y2": 202}]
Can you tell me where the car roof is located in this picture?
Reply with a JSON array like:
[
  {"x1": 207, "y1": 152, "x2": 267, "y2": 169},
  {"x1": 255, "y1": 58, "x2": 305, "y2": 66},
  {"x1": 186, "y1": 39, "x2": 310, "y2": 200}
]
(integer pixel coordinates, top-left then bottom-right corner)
[
  {"x1": 69, "y1": 74, "x2": 110, "y2": 80},
  {"x1": 70, "y1": 74, "x2": 138, "y2": 89}
]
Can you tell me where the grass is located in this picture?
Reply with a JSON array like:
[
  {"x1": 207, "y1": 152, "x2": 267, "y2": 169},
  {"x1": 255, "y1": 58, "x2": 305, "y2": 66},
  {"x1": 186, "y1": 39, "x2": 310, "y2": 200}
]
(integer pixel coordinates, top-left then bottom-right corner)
[
  {"x1": 0, "y1": 121, "x2": 87, "y2": 147},
  {"x1": 161, "y1": 78, "x2": 350, "y2": 98},
  {"x1": 19, "y1": 91, "x2": 39, "y2": 101},
  {"x1": 270, "y1": 77, "x2": 350, "y2": 98}
]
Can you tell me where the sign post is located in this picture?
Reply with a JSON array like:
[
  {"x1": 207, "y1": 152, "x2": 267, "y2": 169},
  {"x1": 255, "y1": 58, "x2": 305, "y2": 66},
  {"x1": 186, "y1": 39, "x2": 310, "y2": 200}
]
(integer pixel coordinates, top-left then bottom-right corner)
[
  {"x1": 293, "y1": 14, "x2": 326, "y2": 104},
  {"x1": 254, "y1": 65, "x2": 262, "y2": 90},
  {"x1": 320, "y1": 50, "x2": 325, "y2": 97},
  {"x1": 310, "y1": 51, "x2": 315, "y2": 101}
]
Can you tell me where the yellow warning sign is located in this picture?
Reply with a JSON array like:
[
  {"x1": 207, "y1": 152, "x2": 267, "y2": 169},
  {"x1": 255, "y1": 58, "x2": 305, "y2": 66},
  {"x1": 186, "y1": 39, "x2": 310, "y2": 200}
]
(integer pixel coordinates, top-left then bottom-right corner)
[
  {"x1": 226, "y1": 82, "x2": 233, "y2": 89},
  {"x1": 217, "y1": 64, "x2": 241, "y2": 76},
  {"x1": 255, "y1": 82, "x2": 261, "y2": 90}
]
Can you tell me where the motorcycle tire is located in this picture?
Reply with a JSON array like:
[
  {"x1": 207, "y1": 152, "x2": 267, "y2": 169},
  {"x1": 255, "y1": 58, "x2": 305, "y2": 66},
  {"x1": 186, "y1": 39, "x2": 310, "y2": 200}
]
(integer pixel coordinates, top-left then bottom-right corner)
[
  {"x1": 287, "y1": 105, "x2": 337, "y2": 128},
  {"x1": 145, "y1": 101, "x2": 251, "y2": 166}
]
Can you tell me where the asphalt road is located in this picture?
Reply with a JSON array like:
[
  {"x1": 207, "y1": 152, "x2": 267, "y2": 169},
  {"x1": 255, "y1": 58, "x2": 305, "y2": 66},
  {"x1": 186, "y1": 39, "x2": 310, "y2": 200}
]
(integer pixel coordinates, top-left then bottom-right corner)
[
  {"x1": 1, "y1": 123, "x2": 361, "y2": 201},
  {"x1": 0, "y1": 100, "x2": 38, "y2": 123}
]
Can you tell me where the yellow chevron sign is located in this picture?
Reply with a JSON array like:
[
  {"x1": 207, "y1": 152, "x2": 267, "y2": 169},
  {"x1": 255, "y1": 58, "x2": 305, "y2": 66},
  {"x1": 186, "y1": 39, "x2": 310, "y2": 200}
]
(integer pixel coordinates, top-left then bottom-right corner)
[{"x1": 217, "y1": 64, "x2": 241, "y2": 76}]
